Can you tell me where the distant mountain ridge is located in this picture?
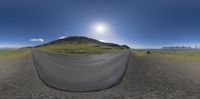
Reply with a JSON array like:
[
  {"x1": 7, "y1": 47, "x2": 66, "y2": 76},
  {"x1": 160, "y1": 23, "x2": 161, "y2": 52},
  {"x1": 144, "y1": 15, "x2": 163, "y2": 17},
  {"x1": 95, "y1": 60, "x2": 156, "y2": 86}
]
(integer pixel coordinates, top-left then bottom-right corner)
[{"x1": 37, "y1": 36, "x2": 130, "y2": 49}]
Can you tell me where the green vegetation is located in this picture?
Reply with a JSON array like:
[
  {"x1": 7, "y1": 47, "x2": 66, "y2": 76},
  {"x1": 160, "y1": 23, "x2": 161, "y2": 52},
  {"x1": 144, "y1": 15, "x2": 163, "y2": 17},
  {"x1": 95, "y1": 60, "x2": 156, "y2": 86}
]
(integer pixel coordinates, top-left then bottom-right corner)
[
  {"x1": 171, "y1": 51, "x2": 200, "y2": 60},
  {"x1": 132, "y1": 49, "x2": 147, "y2": 56},
  {"x1": 37, "y1": 44, "x2": 125, "y2": 54},
  {"x1": 0, "y1": 49, "x2": 29, "y2": 60},
  {"x1": 133, "y1": 49, "x2": 200, "y2": 60}
]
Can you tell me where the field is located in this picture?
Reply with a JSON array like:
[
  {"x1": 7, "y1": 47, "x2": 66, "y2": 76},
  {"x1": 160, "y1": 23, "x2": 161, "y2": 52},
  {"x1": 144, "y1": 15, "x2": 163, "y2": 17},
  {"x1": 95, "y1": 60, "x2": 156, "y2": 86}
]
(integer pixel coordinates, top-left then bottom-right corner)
[
  {"x1": 0, "y1": 49, "x2": 29, "y2": 60},
  {"x1": 37, "y1": 44, "x2": 125, "y2": 54},
  {"x1": 133, "y1": 49, "x2": 200, "y2": 60}
]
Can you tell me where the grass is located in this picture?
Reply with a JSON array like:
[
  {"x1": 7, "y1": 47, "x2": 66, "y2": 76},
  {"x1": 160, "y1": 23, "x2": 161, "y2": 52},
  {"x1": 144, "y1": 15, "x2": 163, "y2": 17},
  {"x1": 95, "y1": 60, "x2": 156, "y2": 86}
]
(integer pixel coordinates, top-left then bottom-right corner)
[
  {"x1": 37, "y1": 44, "x2": 125, "y2": 54},
  {"x1": 132, "y1": 49, "x2": 147, "y2": 56},
  {"x1": 133, "y1": 49, "x2": 200, "y2": 61},
  {"x1": 0, "y1": 49, "x2": 29, "y2": 60}
]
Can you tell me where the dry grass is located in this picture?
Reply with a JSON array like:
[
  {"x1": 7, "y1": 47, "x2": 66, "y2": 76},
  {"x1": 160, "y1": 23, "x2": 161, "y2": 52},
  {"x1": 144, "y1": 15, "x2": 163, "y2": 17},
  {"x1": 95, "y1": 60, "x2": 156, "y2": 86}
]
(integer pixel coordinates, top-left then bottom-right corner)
[
  {"x1": 133, "y1": 49, "x2": 200, "y2": 61},
  {"x1": 0, "y1": 49, "x2": 29, "y2": 60},
  {"x1": 37, "y1": 44, "x2": 125, "y2": 54}
]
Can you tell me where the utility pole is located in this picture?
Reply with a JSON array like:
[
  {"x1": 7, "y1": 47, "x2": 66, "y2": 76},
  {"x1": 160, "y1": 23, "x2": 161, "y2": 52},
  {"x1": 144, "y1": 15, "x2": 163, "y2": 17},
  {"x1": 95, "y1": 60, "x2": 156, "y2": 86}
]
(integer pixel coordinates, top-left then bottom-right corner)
[
  {"x1": 195, "y1": 45, "x2": 198, "y2": 51},
  {"x1": 173, "y1": 48, "x2": 175, "y2": 55}
]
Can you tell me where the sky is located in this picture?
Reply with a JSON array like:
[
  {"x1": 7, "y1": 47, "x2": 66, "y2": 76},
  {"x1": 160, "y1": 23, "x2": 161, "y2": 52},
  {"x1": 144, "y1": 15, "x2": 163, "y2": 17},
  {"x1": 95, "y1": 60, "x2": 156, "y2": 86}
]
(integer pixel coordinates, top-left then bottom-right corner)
[{"x1": 1, "y1": 0, "x2": 200, "y2": 48}]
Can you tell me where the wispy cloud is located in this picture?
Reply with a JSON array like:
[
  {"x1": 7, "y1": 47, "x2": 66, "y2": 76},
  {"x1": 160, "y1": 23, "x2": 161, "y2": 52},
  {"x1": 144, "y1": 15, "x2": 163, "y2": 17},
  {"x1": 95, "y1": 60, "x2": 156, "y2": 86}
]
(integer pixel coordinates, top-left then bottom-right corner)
[
  {"x1": 99, "y1": 39, "x2": 106, "y2": 42},
  {"x1": 59, "y1": 36, "x2": 67, "y2": 39},
  {"x1": 29, "y1": 38, "x2": 44, "y2": 42}
]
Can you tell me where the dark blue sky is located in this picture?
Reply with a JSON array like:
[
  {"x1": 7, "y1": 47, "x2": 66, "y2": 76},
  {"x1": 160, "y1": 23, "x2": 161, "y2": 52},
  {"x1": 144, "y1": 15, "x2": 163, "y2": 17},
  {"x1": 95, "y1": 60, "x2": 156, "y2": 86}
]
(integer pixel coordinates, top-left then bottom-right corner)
[{"x1": 0, "y1": 0, "x2": 200, "y2": 48}]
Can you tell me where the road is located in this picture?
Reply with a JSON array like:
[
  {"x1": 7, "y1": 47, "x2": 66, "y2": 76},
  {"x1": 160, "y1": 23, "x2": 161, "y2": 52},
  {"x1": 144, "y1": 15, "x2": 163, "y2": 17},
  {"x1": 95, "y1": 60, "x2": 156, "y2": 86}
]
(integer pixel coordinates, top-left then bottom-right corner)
[
  {"x1": 32, "y1": 49, "x2": 131, "y2": 92},
  {"x1": 1, "y1": 51, "x2": 200, "y2": 98}
]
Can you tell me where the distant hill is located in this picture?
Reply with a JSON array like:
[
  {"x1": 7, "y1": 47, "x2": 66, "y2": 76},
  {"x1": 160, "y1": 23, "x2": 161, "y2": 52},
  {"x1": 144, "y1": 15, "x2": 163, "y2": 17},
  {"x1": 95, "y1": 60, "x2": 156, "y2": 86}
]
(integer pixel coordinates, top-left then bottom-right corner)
[
  {"x1": 36, "y1": 36, "x2": 130, "y2": 54},
  {"x1": 37, "y1": 36, "x2": 130, "y2": 49}
]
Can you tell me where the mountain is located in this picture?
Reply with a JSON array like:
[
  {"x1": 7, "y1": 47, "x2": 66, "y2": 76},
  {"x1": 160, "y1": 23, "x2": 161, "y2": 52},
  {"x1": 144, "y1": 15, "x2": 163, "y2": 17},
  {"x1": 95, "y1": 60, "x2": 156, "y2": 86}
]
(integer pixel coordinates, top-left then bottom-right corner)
[
  {"x1": 37, "y1": 36, "x2": 130, "y2": 49},
  {"x1": 36, "y1": 36, "x2": 130, "y2": 54}
]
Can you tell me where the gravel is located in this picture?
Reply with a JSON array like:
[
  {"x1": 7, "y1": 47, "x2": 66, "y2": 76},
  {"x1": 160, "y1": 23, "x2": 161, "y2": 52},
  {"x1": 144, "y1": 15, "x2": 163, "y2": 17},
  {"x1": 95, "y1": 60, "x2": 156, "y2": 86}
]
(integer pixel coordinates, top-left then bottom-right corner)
[{"x1": 1, "y1": 53, "x2": 200, "y2": 99}]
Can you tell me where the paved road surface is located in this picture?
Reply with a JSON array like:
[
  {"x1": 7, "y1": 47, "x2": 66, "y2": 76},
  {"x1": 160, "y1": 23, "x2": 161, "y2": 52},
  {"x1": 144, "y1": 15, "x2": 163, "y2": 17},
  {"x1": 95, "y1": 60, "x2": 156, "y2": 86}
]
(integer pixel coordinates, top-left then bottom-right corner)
[{"x1": 32, "y1": 50, "x2": 131, "y2": 92}]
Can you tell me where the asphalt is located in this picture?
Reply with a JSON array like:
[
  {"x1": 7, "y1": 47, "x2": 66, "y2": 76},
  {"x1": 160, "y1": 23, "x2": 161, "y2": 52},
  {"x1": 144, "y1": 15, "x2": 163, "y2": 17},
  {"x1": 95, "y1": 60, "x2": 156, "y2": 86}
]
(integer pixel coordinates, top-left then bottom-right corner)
[{"x1": 31, "y1": 49, "x2": 132, "y2": 92}]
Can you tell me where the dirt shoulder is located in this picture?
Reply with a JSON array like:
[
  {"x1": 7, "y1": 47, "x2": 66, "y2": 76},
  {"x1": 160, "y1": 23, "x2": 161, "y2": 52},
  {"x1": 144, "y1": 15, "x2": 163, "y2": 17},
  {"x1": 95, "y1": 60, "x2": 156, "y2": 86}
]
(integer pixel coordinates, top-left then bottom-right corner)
[
  {"x1": 0, "y1": 58, "x2": 25, "y2": 84},
  {"x1": 131, "y1": 54, "x2": 200, "y2": 98}
]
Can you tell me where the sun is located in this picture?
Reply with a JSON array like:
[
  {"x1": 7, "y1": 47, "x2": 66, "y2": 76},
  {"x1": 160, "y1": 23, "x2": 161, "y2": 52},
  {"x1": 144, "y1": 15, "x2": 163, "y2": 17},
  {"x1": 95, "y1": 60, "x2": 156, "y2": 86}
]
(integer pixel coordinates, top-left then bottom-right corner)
[{"x1": 93, "y1": 23, "x2": 107, "y2": 34}]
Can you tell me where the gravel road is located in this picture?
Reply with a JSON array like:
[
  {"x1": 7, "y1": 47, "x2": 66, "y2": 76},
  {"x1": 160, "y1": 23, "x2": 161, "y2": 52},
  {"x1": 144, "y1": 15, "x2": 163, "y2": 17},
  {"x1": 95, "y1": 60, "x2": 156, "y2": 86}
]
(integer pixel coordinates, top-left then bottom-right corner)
[{"x1": 1, "y1": 53, "x2": 200, "y2": 99}]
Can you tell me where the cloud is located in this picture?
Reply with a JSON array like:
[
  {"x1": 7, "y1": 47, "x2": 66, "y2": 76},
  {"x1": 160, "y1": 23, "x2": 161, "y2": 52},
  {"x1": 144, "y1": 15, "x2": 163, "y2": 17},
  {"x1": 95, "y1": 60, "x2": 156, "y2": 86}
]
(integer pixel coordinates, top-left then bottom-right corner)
[
  {"x1": 59, "y1": 36, "x2": 67, "y2": 39},
  {"x1": 99, "y1": 39, "x2": 106, "y2": 42},
  {"x1": 29, "y1": 38, "x2": 44, "y2": 42}
]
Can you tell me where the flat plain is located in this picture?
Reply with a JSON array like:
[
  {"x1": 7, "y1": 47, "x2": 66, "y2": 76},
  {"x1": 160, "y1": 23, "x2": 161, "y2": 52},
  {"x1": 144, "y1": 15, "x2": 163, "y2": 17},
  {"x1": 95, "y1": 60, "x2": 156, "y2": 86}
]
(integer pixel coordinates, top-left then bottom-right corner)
[{"x1": 1, "y1": 50, "x2": 200, "y2": 99}]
